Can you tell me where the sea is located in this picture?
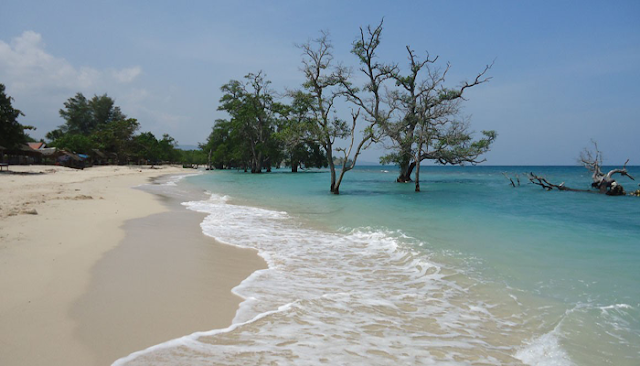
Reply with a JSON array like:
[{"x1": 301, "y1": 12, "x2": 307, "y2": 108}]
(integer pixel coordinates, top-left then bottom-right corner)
[{"x1": 114, "y1": 165, "x2": 640, "y2": 366}]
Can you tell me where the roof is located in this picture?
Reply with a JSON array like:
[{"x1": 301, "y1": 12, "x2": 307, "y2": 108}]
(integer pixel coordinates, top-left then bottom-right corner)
[
  {"x1": 3, "y1": 144, "x2": 43, "y2": 156},
  {"x1": 40, "y1": 147, "x2": 61, "y2": 156},
  {"x1": 28, "y1": 142, "x2": 46, "y2": 150}
]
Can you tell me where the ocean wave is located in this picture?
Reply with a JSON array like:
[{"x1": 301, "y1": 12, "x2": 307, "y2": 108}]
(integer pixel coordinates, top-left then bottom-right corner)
[
  {"x1": 159, "y1": 172, "x2": 202, "y2": 186},
  {"x1": 113, "y1": 193, "x2": 574, "y2": 365}
]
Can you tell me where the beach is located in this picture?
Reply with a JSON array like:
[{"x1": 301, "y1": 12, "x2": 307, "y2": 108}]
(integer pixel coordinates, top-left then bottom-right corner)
[
  {"x1": 2, "y1": 165, "x2": 639, "y2": 365},
  {"x1": 0, "y1": 165, "x2": 265, "y2": 365}
]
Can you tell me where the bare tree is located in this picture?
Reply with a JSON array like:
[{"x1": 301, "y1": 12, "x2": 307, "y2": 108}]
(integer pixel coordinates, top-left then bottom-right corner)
[
  {"x1": 382, "y1": 47, "x2": 496, "y2": 191},
  {"x1": 298, "y1": 31, "x2": 348, "y2": 192},
  {"x1": 331, "y1": 20, "x2": 397, "y2": 194}
]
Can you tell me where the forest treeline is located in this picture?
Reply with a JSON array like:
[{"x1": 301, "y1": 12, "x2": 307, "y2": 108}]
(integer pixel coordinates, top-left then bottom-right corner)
[
  {"x1": 43, "y1": 92, "x2": 193, "y2": 165},
  {"x1": 2, "y1": 83, "x2": 204, "y2": 166}
]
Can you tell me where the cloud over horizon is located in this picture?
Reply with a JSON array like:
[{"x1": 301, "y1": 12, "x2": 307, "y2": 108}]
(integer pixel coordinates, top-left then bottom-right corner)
[{"x1": 0, "y1": 31, "x2": 142, "y2": 93}]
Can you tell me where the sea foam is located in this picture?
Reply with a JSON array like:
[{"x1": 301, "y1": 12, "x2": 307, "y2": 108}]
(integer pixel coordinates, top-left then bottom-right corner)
[{"x1": 113, "y1": 192, "x2": 573, "y2": 366}]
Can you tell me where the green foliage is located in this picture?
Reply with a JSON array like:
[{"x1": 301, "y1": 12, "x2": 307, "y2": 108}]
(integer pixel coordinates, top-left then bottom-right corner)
[
  {"x1": 0, "y1": 83, "x2": 32, "y2": 149},
  {"x1": 46, "y1": 92, "x2": 181, "y2": 164},
  {"x1": 58, "y1": 93, "x2": 127, "y2": 135},
  {"x1": 207, "y1": 72, "x2": 282, "y2": 172},
  {"x1": 49, "y1": 134, "x2": 94, "y2": 154},
  {"x1": 381, "y1": 46, "x2": 495, "y2": 183},
  {"x1": 275, "y1": 91, "x2": 327, "y2": 170},
  {"x1": 177, "y1": 149, "x2": 208, "y2": 165},
  {"x1": 132, "y1": 132, "x2": 181, "y2": 164},
  {"x1": 92, "y1": 118, "x2": 140, "y2": 159}
]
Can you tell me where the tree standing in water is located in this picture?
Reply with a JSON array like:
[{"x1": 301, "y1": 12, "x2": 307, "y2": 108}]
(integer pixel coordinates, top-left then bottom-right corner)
[
  {"x1": 381, "y1": 48, "x2": 496, "y2": 191},
  {"x1": 298, "y1": 31, "x2": 348, "y2": 192}
]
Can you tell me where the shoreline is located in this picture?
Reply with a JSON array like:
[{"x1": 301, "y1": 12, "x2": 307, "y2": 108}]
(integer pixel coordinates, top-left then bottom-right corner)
[{"x1": 0, "y1": 166, "x2": 265, "y2": 365}]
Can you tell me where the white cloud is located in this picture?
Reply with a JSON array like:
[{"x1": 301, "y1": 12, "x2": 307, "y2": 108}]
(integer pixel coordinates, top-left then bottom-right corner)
[
  {"x1": 0, "y1": 31, "x2": 152, "y2": 139},
  {"x1": 0, "y1": 31, "x2": 141, "y2": 93},
  {"x1": 112, "y1": 66, "x2": 142, "y2": 83}
]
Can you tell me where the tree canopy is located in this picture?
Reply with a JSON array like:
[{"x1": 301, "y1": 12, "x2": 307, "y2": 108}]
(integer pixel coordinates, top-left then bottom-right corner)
[
  {"x1": 0, "y1": 83, "x2": 33, "y2": 150},
  {"x1": 202, "y1": 72, "x2": 327, "y2": 172},
  {"x1": 46, "y1": 92, "x2": 180, "y2": 164}
]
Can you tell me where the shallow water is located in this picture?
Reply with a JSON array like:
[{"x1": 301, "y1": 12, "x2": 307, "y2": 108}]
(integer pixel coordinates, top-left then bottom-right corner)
[{"x1": 115, "y1": 166, "x2": 640, "y2": 365}]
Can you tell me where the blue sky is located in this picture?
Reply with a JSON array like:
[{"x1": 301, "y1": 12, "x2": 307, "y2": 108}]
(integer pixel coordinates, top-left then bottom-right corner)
[{"x1": 2, "y1": 1, "x2": 639, "y2": 165}]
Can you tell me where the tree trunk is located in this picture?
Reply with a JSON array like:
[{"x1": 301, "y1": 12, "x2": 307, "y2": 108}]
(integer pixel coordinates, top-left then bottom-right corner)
[
  {"x1": 251, "y1": 152, "x2": 263, "y2": 173},
  {"x1": 291, "y1": 163, "x2": 298, "y2": 173},
  {"x1": 397, "y1": 161, "x2": 416, "y2": 183},
  {"x1": 326, "y1": 148, "x2": 337, "y2": 193},
  {"x1": 415, "y1": 162, "x2": 421, "y2": 192},
  {"x1": 265, "y1": 157, "x2": 272, "y2": 172},
  {"x1": 333, "y1": 170, "x2": 346, "y2": 195}
]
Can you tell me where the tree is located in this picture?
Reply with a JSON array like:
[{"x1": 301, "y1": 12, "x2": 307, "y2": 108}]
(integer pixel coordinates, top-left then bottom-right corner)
[
  {"x1": 157, "y1": 133, "x2": 180, "y2": 163},
  {"x1": 132, "y1": 132, "x2": 180, "y2": 165},
  {"x1": 133, "y1": 132, "x2": 161, "y2": 164},
  {"x1": 58, "y1": 92, "x2": 91, "y2": 135},
  {"x1": 217, "y1": 72, "x2": 280, "y2": 173},
  {"x1": 202, "y1": 118, "x2": 251, "y2": 170},
  {"x1": 276, "y1": 91, "x2": 327, "y2": 172},
  {"x1": 178, "y1": 148, "x2": 208, "y2": 166},
  {"x1": 331, "y1": 20, "x2": 397, "y2": 194},
  {"x1": 0, "y1": 83, "x2": 33, "y2": 149},
  {"x1": 298, "y1": 31, "x2": 349, "y2": 192},
  {"x1": 58, "y1": 93, "x2": 127, "y2": 136},
  {"x1": 382, "y1": 48, "x2": 496, "y2": 191},
  {"x1": 49, "y1": 134, "x2": 93, "y2": 154},
  {"x1": 92, "y1": 118, "x2": 140, "y2": 163}
]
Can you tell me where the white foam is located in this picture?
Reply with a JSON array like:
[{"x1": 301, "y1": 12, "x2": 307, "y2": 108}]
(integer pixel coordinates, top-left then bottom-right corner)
[
  {"x1": 114, "y1": 193, "x2": 574, "y2": 365},
  {"x1": 515, "y1": 330, "x2": 574, "y2": 366},
  {"x1": 160, "y1": 172, "x2": 202, "y2": 186}
]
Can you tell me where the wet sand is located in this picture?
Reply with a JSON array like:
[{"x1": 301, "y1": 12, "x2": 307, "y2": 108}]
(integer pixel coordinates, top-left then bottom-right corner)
[{"x1": 73, "y1": 190, "x2": 266, "y2": 365}]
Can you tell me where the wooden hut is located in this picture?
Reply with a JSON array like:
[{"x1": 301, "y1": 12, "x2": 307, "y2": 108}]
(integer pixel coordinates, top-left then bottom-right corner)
[{"x1": 3, "y1": 144, "x2": 42, "y2": 165}]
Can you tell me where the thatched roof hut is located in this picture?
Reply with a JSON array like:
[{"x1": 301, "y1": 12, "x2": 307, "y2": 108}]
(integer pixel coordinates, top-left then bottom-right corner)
[{"x1": 2, "y1": 144, "x2": 42, "y2": 164}]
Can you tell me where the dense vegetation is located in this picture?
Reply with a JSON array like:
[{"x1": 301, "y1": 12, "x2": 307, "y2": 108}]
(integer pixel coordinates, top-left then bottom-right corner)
[
  {"x1": 200, "y1": 72, "x2": 327, "y2": 172},
  {"x1": 0, "y1": 83, "x2": 34, "y2": 150},
  {"x1": 45, "y1": 92, "x2": 185, "y2": 165}
]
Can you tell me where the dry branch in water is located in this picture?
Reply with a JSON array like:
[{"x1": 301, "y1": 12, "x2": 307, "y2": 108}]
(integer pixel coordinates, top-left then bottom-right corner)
[
  {"x1": 526, "y1": 173, "x2": 588, "y2": 193},
  {"x1": 579, "y1": 141, "x2": 634, "y2": 195},
  {"x1": 525, "y1": 142, "x2": 635, "y2": 196}
]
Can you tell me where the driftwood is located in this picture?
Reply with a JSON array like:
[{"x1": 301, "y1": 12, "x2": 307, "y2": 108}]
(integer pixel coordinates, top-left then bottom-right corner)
[
  {"x1": 524, "y1": 142, "x2": 635, "y2": 196},
  {"x1": 526, "y1": 172, "x2": 591, "y2": 193},
  {"x1": 579, "y1": 142, "x2": 634, "y2": 195},
  {"x1": 502, "y1": 172, "x2": 520, "y2": 187}
]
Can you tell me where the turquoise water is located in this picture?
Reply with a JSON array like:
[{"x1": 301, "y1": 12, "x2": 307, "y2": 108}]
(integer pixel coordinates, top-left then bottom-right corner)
[{"x1": 117, "y1": 166, "x2": 640, "y2": 365}]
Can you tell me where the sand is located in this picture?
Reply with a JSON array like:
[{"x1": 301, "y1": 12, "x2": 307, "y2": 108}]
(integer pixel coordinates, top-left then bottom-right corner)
[{"x1": 0, "y1": 165, "x2": 265, "y2": 365}]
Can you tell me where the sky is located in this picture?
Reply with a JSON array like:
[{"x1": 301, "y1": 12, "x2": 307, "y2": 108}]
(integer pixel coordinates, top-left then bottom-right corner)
[{"x1": 1, "y1": 0, "x2": 639, "y2": 165}]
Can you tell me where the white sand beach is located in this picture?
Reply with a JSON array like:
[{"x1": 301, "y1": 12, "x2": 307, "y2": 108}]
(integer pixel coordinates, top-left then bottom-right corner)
[{"x1": 0, "y1": 165, "x2": 265, "y2": 365}]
